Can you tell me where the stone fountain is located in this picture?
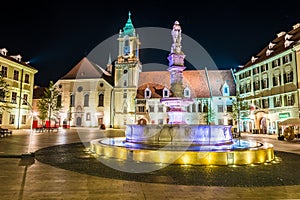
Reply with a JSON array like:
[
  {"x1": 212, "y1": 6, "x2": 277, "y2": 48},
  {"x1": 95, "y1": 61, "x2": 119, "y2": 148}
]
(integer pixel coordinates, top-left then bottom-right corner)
[{"x1": 90, "y1": 21, "x2": 274, "y2": 166}]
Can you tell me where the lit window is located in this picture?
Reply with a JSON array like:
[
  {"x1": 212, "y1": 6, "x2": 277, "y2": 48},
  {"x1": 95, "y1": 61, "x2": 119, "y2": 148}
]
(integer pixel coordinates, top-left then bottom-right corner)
[
  {"x1": 184, "y1": 87, "x2": 190, "y2": 97},
  {"x1": 144, "y1": 88, "x2": 151, "y2": 98},
  {"x1": 163, "y1": 88, "x2": 169, "y2": 98}
]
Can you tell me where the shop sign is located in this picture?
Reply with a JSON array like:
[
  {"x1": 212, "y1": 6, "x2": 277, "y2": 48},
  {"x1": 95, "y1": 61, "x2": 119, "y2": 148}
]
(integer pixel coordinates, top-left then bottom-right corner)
[{"x1": 279, "y1": 112, "x2": 290, "y2": 119}]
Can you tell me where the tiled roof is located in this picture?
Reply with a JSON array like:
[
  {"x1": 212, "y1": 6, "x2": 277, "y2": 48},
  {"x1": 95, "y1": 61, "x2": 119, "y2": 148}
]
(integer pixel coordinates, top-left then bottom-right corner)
[
  {"x1": 60, "y1": 57, "x2": 114, "y2": 85},
  {"x1": 207, "y1": 70, "x2": 236, "y2": 96},
  {"x1": 137, "y1": 70, "x2": 234, "y2": 99},
  {"x1": 243, "y1": 23, "x2": 300, "y2": 68},
  {"x1": 0, "y1": 53, "x2": 38, "y2": 71}
]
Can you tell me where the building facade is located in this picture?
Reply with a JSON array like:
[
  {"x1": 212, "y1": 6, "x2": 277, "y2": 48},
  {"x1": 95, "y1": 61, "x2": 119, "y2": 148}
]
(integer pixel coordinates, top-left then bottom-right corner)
[
  {"x1": 234, "y1": 23, "x2": 300, "y2": 134},
  {"x1": 55, "y1": 13, "x2": 236, "y2": 128},
  {"x1": 0, "y1": 48, "x2": 38, "y2": 129}
]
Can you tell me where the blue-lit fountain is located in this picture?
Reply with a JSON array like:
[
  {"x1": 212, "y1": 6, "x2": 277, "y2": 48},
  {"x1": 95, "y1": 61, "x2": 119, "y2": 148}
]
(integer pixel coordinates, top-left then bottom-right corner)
[{"x1": 90, "y1": 21, "x2": 274, "y2": 166}]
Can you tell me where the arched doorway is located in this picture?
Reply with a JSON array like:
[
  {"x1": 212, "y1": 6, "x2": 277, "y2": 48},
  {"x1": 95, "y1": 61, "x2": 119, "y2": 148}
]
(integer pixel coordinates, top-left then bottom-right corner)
[
  {"x1": 260, "y1": 117, "x2": 267, "y2": 134},
  {"x1": 76, "y1": 117, "x2": 82, "y2": 126}
]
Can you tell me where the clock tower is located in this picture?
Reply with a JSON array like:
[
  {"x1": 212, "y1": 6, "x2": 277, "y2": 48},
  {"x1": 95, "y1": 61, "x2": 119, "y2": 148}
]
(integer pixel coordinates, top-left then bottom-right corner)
[{"x1": 114, "y1": 12, "x2": 142, "y2": 128}]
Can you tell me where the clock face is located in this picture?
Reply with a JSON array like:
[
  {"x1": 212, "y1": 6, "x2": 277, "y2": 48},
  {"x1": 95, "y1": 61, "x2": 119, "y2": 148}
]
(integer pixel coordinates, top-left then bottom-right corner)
[{"x1": 124, "y1": 69, "x2": 128, "y2": 74}]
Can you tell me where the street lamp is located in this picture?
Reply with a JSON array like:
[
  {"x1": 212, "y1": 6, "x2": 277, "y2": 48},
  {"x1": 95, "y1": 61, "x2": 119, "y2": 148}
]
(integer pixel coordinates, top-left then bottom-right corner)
[{"x1": 17, "y1": 96, "x2": 35, "y2": 157}]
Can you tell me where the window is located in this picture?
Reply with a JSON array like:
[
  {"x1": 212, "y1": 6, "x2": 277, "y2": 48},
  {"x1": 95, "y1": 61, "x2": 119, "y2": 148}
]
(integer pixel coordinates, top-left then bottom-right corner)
[
  {"x1": 158, "y1": 119, "x2": 163, "y2": 125},
  {"x1": 245, "y1": 70, "x2": 251, "y2": 77},
  {"x1": 246, "y1": 82, "x2": 251, "y2": 92},
  {"x1": 274, "y1": 96, "x2": 281, "y2": 107},
  {"x1": 138, "y1": 106, "x2": 145, "y2": 112},
  {"x1": 261, "y1": 78, "x2": 268, "y2": 89},
  {"x1": 253, "y1": 80, "x2": 260, "y2": 91},
  {"x1": 184, "y1": 87, "x2": 190, "y2": 97},
  {"x1": 227, "y1": 105, "x2": 233, "y2": 112},
  {"x1": 0, "y1": 89, "x2": 5, "y2": 102},
  {"x1": 1, "y1": 66, "x2": 7, "y2": 77},
  {"x1": 9, "y1": 114, "x2": 15, "y2": 124},
  {"x1": 70, "y1": 94, "x2": 75, "y2": 107},
  {"x1": 144, "y1": 88, "x2": 151, "y2": 98},
  {"x1": 124, "y1": 36, "x2": 130, "y2": 55},
  {"x1": 253, "y1": 67, "x2": 259, "y2": 75},
  {"x1": 22, "y1": 94, "x2": 28, "y2": 105},
  {"x1": 57, "y1": 95, "x2": 62, "y2": 107},
  {"x1": 123, "y1": 80, "x2": 127, "y2": 87},
  {"x1": 218, "y1": 105, "x2": 224, "y2": 113},
  {"x1": 283, "y1": 54, "x2": 292, "y2": 64},
  {"x1": 273, "y1": 75, "x2": 281, "y2": 86},
  {"x1": 272, "y1": 59, "x2": 280, "y2": 68},
  {"x1": 261, "y1": 64, "x2": 268, "y2": 72},
  {"x1": 284, "y1": 71, "x2": 293, "y2": 83},
  {"x1": 77, "y1": 86, "x2": 83, "y2": 92},
  {"x1": 198, "y1": 102, "x2": 202, "y2": 112},
  {"x1": 123, "y1": 106, "x2": 127, "y2": 113},
  {"x1": 0, "y1": 114, "x2": 2, "y2": 124},
  {"x1": 158, "y1": 105, "x2": 163, "y2": 112},
  {"x1": 12, "y1": 92, "x2": 17, "y2": 104},
  {"x1": 98, "y1": 94, "x2": 104, "y2": 107},
  {"x1": 149, "y1": 105, "x2": 154, "y2": 112},
  {"x1": 163, "y1": 88, "x2": 169, "y2": 98},
  {"x1": 24, "y1": 74, "x2": 30, "y2": 84},
  {"x1": 192, "y1": 104, "x2": 196, "y2": 112},
  {"x1": 123, "y1": 92, "x2": 127, "y2": 99},
  {"x1": 13, "y1": 70, "x2": 19, "y2": 81},
  {"x1": 21, "y1": 115, "x2": 26, "y2": 124},
  {"x1": 285, "y1": 94, "x2": 295, "y2": 106},
  {"x1": 186, "y1": 106, "x2": 190, "y2": 112},
  {"x1": 262, "y1": 99, "x2": 269, "y2": 108},
  {"x1": 86, "y1": 113, "x2": 91, "y2": 121},
  {"x1": 84, "y1": 94, "x2": 89, "y2": 107},
  {"x1": 203, "y1": 104, "x2": 208, "y2": 112},
  {"x1": 218, "y1": 119, "x2": 224, "y2": 125}
]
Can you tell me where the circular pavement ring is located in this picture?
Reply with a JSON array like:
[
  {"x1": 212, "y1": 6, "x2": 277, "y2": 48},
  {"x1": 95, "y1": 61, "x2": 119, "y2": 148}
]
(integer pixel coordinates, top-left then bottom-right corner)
[{"x1": 35, "y1": 142, "x2": 300, "y2": 187}]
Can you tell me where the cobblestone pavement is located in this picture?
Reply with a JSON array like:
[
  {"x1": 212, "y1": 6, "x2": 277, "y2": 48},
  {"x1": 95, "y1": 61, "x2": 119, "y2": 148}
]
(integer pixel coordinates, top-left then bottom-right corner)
[{"x1": 0, "y1": 128, "x2": 300, "y2": 199}]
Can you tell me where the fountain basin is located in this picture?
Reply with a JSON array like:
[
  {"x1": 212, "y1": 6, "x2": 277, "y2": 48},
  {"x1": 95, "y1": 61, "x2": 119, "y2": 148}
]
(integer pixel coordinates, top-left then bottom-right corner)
[
  {"x1": 90, "y1": 137, "x2": 274, "y2": 165},
  {"x1": 125, "y1": 124, "x2": 233, "y2": 145}
]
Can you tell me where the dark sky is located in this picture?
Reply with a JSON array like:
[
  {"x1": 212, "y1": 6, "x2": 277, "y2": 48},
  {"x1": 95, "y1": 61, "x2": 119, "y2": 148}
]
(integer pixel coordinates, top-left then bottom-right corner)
[{"x1": 1, "y1": 0, "x2": 300, "y2": 86}]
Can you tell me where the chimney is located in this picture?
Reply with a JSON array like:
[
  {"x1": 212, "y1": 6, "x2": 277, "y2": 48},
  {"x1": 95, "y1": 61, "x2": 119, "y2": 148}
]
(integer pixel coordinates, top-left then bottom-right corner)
[
  {"x1": 293, "y1": 23, "x2": 300, "y2": 30},
  {"x1": 0, "y1": 48, "x2": 8, "y2": 56},
  {"x1": 277, "y1": 31, "x2": 286, "y2": 38}
]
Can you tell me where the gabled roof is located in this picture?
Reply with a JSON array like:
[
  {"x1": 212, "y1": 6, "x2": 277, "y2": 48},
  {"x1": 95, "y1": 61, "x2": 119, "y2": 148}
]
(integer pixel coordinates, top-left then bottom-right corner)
[
  {"x1": 207, "y1": 70, "x2": 236, "y2": 96},
  {"x1": 243, "y1": 23, "x2": 300, "y2": 69},
  {"x1": 60, "y1": 57, "x2": 113, "y2": 85},
  {"x1": 137, "y1": 70, "x2": 235, "y2": 99}
]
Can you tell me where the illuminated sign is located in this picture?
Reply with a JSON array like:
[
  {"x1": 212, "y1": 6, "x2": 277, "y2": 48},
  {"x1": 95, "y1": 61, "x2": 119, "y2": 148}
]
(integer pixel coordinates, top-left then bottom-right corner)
[{"x1": 279, "y1": 112, "x2": 290, "y2": 119}]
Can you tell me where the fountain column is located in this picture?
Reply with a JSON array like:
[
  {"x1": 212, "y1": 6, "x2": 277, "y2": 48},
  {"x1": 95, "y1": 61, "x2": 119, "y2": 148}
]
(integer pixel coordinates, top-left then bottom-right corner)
[{"x1": 160, "y1": 21, "x2": 193, "y2": 124}]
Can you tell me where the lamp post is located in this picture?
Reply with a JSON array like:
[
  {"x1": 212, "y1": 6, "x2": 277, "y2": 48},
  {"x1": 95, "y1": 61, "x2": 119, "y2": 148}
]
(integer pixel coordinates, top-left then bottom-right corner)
[{"x1": 17, "y1": 96, "x2": 35, "y2": 157}]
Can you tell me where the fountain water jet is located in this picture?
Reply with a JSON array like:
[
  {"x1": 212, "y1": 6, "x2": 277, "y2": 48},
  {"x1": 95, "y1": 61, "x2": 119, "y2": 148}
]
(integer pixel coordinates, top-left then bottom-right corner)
[{"x1": 90, "y1": 21, "x2": 274, "y2": 166}]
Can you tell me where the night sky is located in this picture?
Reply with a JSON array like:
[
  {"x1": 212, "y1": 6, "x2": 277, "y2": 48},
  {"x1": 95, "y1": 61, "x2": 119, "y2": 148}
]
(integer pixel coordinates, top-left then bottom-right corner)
[{"x1": 1, "y1": 0, "x2": 300, "y2": 87}]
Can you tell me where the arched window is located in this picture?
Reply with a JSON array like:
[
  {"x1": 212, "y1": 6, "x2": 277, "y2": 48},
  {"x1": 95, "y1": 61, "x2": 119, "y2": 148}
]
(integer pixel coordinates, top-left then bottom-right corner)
[
  {"x1": 84, "y1": 94, "x2": 89, "y2": 107},
  {"x1": 144, "y1": 88, "x2": 151, "y2": 98},
  {"x1": 184, "y1": 87, "x2": 190, "y2": 97},
  {"x1": 124, "y1": 36, "x2": 130, "y2": 56},
  {"x1": 70, "y1": 94, "x2": 75, "y2": 107},
  {"x1": 163, "y1": 88, "x2": 169, "y2": 98},
  {"x1": 86, "y1": 113, "x2": 91, "y2": 121},
  {"x1": 57, "y1": 94, "x2": 62, "y2": 107},
  {"x1": 98, "y1": 93, "x2": 104, "y2": 107},
  {"x1": 222, "y1": 82, "x2": 230, "y2": 96}
]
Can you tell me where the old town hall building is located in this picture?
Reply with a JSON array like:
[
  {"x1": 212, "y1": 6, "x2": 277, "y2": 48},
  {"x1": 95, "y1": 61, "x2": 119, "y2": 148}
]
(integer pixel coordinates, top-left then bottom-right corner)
[{"x1": 55, "y1": 13, "x2": 235, "y2": 128}]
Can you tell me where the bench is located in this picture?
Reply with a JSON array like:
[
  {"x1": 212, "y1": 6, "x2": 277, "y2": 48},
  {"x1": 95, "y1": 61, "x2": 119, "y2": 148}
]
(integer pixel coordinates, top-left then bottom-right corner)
[{"x1": 0, "y1": 128, "x2": 12, "y2": 137}]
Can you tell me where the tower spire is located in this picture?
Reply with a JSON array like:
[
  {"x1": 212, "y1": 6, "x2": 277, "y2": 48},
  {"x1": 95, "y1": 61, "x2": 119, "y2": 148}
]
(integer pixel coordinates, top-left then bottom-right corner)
[{"x1": 122, "y1": 11, "x2": 135, "y2": 36}]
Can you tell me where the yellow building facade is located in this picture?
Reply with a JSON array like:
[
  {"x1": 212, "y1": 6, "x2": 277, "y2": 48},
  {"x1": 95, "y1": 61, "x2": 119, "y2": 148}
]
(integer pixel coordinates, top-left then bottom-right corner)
[{"x1": 0, "y1": 48, "x2": 38, "y2": 129}]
